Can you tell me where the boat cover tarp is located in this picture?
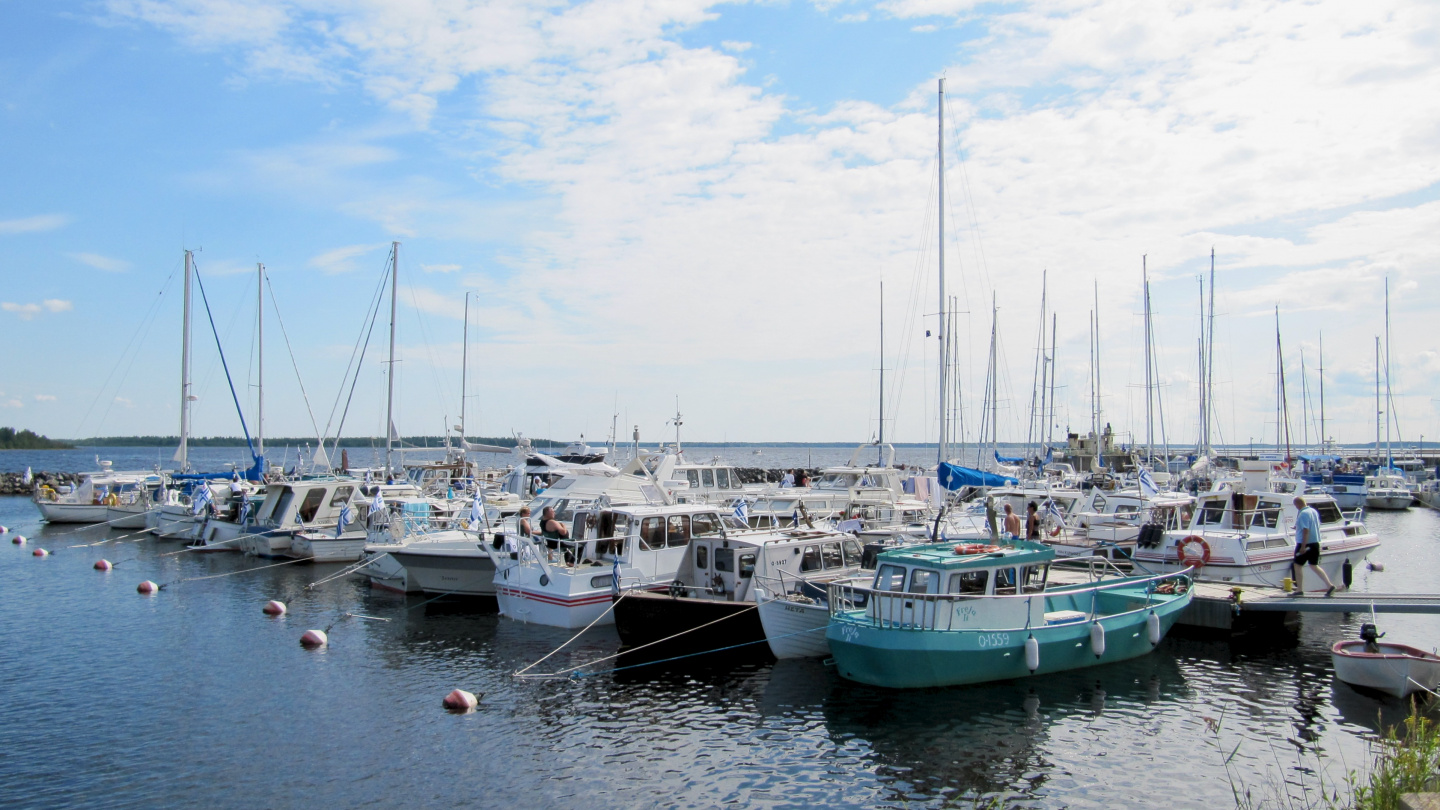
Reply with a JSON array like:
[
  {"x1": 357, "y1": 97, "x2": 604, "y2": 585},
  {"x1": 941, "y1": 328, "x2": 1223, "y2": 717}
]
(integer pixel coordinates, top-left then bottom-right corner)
[
  {"x1": 938, "y1": 462, "x2": 1018, "y2": 491},
  {"x1": 994, "y1": 450, "x2": 1026, "y2": 464}
]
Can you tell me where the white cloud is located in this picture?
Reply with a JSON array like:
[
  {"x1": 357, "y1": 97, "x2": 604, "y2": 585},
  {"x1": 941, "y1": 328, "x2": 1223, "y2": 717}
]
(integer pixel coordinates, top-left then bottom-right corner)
[
  {"x1": 44, "y1": 299, "x2": 73, "y2": 313},
  {"x1": 113, "y1": 396, "x2": 133, "y2": 408},
  {"x1": 68, "y1": 252, "x2": 131, "y2": 272},
  {"x1": 0, "y1": 398, "x2": 22, "y2": 409},
  {"x1": 420, "y1": 263, "x2": 462, "y2": 273},
  {"x1": 720, "y1": 40, "x2": 752, "y2": 52},
  {"x1": 307, "y1": 243, "x2": 390, "y2": 274},
  {"x1": 2, "y1": 300, "x2": 68, "y2": 319},
  {"x1": 34, "y1": 394, "x2": 56, "y2": 401},
  {"x1": 0, "y1": 214, "x2": 69, "y2": 234}
]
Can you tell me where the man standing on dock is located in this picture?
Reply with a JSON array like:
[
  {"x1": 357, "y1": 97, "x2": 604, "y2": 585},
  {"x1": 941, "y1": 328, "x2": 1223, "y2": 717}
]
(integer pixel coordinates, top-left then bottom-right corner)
[{"x1": 1291, "y1": 496, "x2": 1337, "y2": 596}]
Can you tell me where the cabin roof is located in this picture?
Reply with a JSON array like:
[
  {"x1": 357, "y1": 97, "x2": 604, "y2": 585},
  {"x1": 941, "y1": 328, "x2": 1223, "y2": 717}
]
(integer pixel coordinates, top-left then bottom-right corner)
[{"x1": 876, "y1": 540, "x2": 1055, "y2": 570}]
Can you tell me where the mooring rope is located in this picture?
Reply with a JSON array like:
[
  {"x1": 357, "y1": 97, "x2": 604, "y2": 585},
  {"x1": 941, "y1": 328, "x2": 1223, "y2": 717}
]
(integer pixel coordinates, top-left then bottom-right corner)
[
  {"x1": 306, "y1": 555, "x2": 382, "y2": 590},
  {"x1": 521, "y1": 601, "x2": 762, "y2": 680},
  {"x1": 514, "y1": 590, "x2": 631, "y2": 678}
]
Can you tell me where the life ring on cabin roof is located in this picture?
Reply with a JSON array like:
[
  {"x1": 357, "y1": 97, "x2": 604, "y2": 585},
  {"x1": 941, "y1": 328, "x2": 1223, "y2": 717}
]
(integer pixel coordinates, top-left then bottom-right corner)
[
  {"x1": 954, "y1": 543, "x2": 1002, "y2": 556},
  {"x1": 1174, "y1": 535, "x2": 1211, "y2": 571}
]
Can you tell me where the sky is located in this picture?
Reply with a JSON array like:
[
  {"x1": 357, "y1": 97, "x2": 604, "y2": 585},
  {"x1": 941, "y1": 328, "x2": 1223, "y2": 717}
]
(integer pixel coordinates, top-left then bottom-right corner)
[{"x1": 2, "y1": 0, "x2": 1438, "y2": 451}]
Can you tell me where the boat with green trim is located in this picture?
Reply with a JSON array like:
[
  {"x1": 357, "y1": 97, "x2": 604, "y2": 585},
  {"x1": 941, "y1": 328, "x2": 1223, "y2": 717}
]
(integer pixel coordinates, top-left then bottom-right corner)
[{"x1": 826, "y1": 540, "x2": 1193, "y2": 689}]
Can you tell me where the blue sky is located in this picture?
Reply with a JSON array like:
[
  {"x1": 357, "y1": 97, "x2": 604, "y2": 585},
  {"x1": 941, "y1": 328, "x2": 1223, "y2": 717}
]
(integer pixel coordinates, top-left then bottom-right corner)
[{"x1": 3, "y1": 0, "x2": 1439, "y2": 450}]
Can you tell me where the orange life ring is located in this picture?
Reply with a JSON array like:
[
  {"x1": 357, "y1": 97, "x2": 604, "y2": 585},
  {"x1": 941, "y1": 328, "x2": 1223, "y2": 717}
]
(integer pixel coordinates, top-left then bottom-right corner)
[
  {"x1": 1175, "y1": 535, "x2": 1211, "y2": 571},
  {"x1": 954, "y1": 543, "x2": 1002, "y2": 556}
]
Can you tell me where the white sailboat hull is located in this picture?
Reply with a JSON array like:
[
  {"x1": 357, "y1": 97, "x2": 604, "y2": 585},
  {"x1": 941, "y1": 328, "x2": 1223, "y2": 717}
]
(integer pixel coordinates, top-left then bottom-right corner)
[{"x1": 34, "y1": 501, "x2": 108, "y2": 524}]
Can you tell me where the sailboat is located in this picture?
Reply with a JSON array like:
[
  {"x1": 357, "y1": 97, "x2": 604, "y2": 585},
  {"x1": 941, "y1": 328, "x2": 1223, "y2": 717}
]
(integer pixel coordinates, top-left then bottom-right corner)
[{"x1": 1367, "y1": 281, "x2": 1411, "y2": 511}]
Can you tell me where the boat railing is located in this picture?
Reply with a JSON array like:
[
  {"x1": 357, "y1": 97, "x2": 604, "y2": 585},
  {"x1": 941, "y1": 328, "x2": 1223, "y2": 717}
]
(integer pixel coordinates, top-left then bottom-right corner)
[
  {"x1": 828, "y1": 568, "x2": 1191, "y2": 632},
  {"x1": 1048, "y1": 554, "x2": 1134, "y2": 582}
]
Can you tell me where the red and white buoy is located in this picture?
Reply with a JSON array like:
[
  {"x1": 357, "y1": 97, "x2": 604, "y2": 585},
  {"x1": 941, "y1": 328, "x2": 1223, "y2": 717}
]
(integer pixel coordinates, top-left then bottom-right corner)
[
  {"x1": 32, "y1": 548, "x2": 48, "y2": 557},
  {"x1": 0, "y1": 524, "x2": 9, "y2": 534},
  {"x1": 299, "y1": 629, "x2": 328, "y2": 648},
  {"x1": 11, "y1": 535, "x2": 26, "y2": 545},
  {"x1": 263, "y1": 600, "x2": 287, "y2": 616},
  {"x1": 137, "y1": 580, "x2": 160, "y2": 595},
  {"x1": 442, "y1": 689, "x2": 479, "y2": 712},
  {"x1": 95, "y1": 559, "x2": 113, "y2": 571}
]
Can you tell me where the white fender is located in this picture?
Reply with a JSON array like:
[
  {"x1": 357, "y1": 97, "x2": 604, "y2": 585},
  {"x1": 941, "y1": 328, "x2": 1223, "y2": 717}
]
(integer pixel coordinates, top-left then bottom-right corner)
[
  {"x1": 1090, "y1": 622, "x2": 1106, "y2": 658},
  {"x1": 1025, "y1": 634, "x2": 1040, "y2": 673},
  {"x1": 1147, "y1": 611, "x2": 1162, "y2": 646}
]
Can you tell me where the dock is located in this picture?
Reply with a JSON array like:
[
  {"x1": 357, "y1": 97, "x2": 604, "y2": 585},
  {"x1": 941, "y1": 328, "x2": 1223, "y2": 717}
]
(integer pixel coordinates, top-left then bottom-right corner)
[{"x1": 1049, "y1": 565, "x2": 1440, "y2": 634}]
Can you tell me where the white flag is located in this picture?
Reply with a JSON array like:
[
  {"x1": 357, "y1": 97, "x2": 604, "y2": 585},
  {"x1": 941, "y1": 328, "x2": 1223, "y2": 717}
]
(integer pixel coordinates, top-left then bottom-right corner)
[
  {"x1": 1138, "y1": 468, "x2": 1159, "y2": 498},
  {"x1": 22, "y1": 467, "x2": 32, "y2": 485}
]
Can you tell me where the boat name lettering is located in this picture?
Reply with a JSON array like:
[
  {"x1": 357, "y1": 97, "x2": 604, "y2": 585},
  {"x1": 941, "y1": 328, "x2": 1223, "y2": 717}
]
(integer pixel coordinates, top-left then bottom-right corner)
[{"x1": 977, "y1": 632, "x2": 1010, "y2": 648}]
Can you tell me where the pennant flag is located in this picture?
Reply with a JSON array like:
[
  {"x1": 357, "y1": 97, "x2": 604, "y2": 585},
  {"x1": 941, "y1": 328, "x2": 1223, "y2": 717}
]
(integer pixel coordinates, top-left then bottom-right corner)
[
  {"x1": 732, "y1": 499, "x2": 749, "y2": 524},
  {"x1": 238, "y1": 493, "x2": 252, "y2": 526},
  {"x1": 1044, "y1": 498, "x2": 1066, "y2": 525},
  {"x1": 1138, "y1": 468, "x2": 1159, "y2": 497},
  {"x1": 470, "y1": 496, "x2": 484, "y2": 528},
  {"x1": 190, "y1": 485, "x2": 213, "y2": 516},
  {"x1": 336, "y1": 503, "x2": 353, "y2": 537}
]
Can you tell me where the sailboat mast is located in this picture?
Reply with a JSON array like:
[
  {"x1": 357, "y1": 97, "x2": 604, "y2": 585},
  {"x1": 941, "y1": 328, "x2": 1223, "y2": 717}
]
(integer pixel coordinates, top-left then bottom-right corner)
[
  {"x1": 1375, "y1": 336, "x2": 1382, "y2": 463},
  {"x1": 1048, "y1": 313, "x2": 1057, "y2": 447},
  {"x1": 878, "y1": 280, "x2": 885, "y2": 464},
  {"x1": 256, "y1": 262, "x2": 264, "y2": 458},
  {"x1": 1093, "y1": 280, "x2": 1102, "y2": 453},
  {"x1": 1319, "y1": 333, "x2": 1326, "y2": 451},
  {"x1": 460, "y1": 291, "x2": 469, "y2": 445},
  {"x1": 1029, "y1": 271, "x2": 1047, "y2": 459},
  {"x1": 178, "y1": 249, "x2": 193, "y2": 472},
  {"x1": 990, "y1": 294, "x2": 998, "y2": 466},
  {"x1": 1385, "y1": 278, "x2": 1393, "y2": 466},
  {"x1": 385, "y1": 241, "x2": 399, "y2": 477},
  {"x1": 1205, "y1": 248, "x2": 1216, "y2": 454},
  {"x1": 1143, "y1": 256, "x2": 1153, "y2": 463},
  {"x1": 936, "y1": 77, "x2": 948, "y2": 468},
  {"x1": 1275, "y1": 307, "x2": 1291, "y2": 462},
  {"x1": 1196, "y1": 277, "x2": 1206, "y2": 456}
]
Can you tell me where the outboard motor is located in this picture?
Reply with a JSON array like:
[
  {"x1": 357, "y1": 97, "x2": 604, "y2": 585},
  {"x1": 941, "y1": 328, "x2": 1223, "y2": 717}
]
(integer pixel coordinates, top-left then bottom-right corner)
[{"x1": 1360, "y1": 623, "x2": 1384, "y2": 653}]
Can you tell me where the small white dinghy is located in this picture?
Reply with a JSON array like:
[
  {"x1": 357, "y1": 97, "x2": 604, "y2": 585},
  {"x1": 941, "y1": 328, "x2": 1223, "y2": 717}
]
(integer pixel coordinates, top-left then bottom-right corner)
[{"x1": 1331, "y1": 624, "x2": 1440, "y2": 699}]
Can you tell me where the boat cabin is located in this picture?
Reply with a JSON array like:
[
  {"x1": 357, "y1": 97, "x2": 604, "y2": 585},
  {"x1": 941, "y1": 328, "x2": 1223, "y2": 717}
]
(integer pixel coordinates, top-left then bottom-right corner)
[
  {"x1": 251, "y1": 479, "x2": 364, "y2": 530},
  {"x1": 860, "y1": 542, "x2": 1056, "y2": 629}
]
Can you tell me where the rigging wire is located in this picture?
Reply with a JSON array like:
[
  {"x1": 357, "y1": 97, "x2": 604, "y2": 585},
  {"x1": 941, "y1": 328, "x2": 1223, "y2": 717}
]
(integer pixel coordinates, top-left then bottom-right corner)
[
  {"x1": 264, "y1": 269, "x2": 324, "y2": 447},
  {"x1": 75, "y1": 259, "x2": 180, "y2": 438}
]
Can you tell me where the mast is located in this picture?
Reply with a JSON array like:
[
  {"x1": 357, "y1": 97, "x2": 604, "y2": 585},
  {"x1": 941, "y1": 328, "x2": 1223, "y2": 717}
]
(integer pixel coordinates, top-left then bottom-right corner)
[
  {"x1": 1375, "y1": 336, "x2": 1382, "y2": 464},
  {"x1": 672, "y1": 397, "x2": 683, "y2": 451},
  {"x1": 460, "y1": 291, "x2": 469, "y2": 446},
  {"x1": 256, "y1": 262, "x2": 264, "y2": 458},
  {"x1": 990, "y1": 294, "x2": 998, "y2": 467},
  {"x1": 385, "y1": 241, "x2": 399, "y2": 477},
  {"x1": 1029, "y1": 271, "x2": 1047, "y2": 460},
  {"x1": 1205, "y1": 248, "x2": 1216, "y2": 454},
  {"x1": 1093, "y1": 280, "x2": 1103, "y2": 460},
  {"x1": 1197, "y1": 277, "x2": 1206, "y2": 456},
  {"x1": 1143, "y1": 256, "x2": 1153, "y2": 463},
  {"x1": 1089, "y1": 309, "x2": 1097, "y2": 466},
  {"x1": 1385, "y1": 278, "x2": 1393, "y2": 468},
  {"x1": 936, "y1": 77, "x2": 948, "y2": 468},
  {"x1": 176, "y1": 249, "x2": 193, "y2": 472},
  {"x1": 1299, "y1": 348, "x2": 1309, "y2": 449},
  {"x1": 1319, "y1": 333, "x2": 1326, "y2": 452},
  {"x1": 878, "y1": 280, "x2": 885, "y2": 464},
  {"x1": 1048, "y1": 314, "x2": 1057, "y2": 448},
  {"x1": 1275, "y1": 307, "x2": 1291, "y2": 462}
]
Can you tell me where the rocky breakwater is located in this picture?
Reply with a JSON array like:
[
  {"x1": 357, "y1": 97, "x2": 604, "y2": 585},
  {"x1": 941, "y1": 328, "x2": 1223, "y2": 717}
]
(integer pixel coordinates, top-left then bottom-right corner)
[{"x1": 0, "y1": 471, "x2": 79, "y2": 496}]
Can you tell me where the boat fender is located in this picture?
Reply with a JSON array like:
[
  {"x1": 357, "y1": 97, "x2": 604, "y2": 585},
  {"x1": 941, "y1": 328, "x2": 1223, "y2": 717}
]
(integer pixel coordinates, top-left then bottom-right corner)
[
  {"x1": 300, "y1": 629, "x2": 328, "y2": 648},
  {"x1": 1090, "y1": 622, "x2": 1105, "y2": 658},
  {"x1": 1146, "y1": 611, "x2": 1161, "y2": 646},
  {"x1": 263, "y1": 600, "x2": 287, "y2": 616},
  {"x1": 1342, "y1": 558, "x2": 1353, "y2": 588},
  {"x1": 94, "y1": 559, "x2": 112, "y2": 571},
  {"x1": 1025, "y1": 634, "x2": 1040, "y2": 673},
  {"x1": 1175, "y1": 535, "x2": 1210, "y2": 572}
]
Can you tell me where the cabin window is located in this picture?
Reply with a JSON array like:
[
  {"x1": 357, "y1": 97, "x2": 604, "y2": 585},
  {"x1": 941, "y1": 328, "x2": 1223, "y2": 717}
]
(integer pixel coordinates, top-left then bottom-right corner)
[
  {"x1": 666, "y1": 515, "x2": 691, "y2": 547},
  {"x1": 1314, "y1": 502, "x2": 1343, "y2": 524},
  {"x1": 1200, "y1": 502, "x2": 1227, "y2": 526},
  {"x1": 547, "y1": 478, "x2": 575, "y2": 491},
  {"x1": 1020, "y1": 565, "x2": 1048, "y2": 594},
  {"x1": 994, "y1": 567, "x2": 1019, "y2": 595},
  {"x1": 716, "y1": 469, "x2": 731, "y2": 488},
  {"x1": 875, "y1": 564, "x2": 906, "y2": 591},
  {"x1": 947, "y1": 570, "x2": 989, "y2": 595},
  {"x1": 1113, "y1": 504, "x2": 1139, "y2": 518},
  {"x1": 908, "y1": 568, "x2": 940, "y2": 594},
  {"x1": 1092, "y1": 494, "x2": 1107, "y2": 512},
  {"x1": 841, "y1": 539, "x2": 862, "y2": 566},
  {"x1": 296, "y1": 488, "x2": 325, "y2": 523},
  {"x1": 701, "y1": 470, "x2": 715, "y2": 488},
  {"x1": 738, "y1": 553, "x2": 756, "y2": 578},
  {"x1": 686, "y1": 470, "x2": 700, "y2": 488},
  {"x1": 329, "y1": 486, "x2": 354, "y2": 507},
  {"x1": 590, "y1": 575, "x2": 611, "y2": 588},
  {"x1": 820, "y1": 542, "x2": 844, "y2": 569},
  {"x1": 715, "y1": 547, "x2": 734, "y2": 572},
  {"x1": 1252, "y1": 504, "x2": 1280, "y2": 529},
  {"x1": 639, "y1": 517, "x2": 666, "y2": 550},
  {"x1": 800, "y1": 545, "x2": 822, "y2": 572},
  {"x1": 691, "y1": 513, "x2": 722, "y2": 537},
  {"x1": 696, "y1": 545, "x2": 709, "y2": 569}
]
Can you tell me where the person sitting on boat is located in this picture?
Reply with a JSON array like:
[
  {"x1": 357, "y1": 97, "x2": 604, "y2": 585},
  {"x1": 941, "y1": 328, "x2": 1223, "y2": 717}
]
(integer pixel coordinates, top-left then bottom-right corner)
[
  {"x1": 540, "y1": 506, "x2": 569, "y2": 541},
  {"x1": 517, "y1": 507, "x2": 533, "y2": 538},
  {"x1": 1002, "y1": 503, "x2": 1021, "y2": 539},
  {"x1": 1291, "y1": 496, "x2": 1337, "y2": 597}
]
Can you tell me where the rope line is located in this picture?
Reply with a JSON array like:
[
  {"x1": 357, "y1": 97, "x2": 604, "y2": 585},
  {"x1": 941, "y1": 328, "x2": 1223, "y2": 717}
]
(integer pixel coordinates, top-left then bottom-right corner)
[
  {"x1": 306, "y1": 555, "x2": 382, "y2": 590},
  {"x1": 580, "y1": 624, "x2": 829, "y2": 678},
  {"x1": 528, "y1": 600, "x2": 761, "y2": 680},
  {"x1": 514, "y1": 590, "x2": 630, "y2": 678},
  {"x1": 170, "y1": 556, "x2": 308, "y2": 585}
]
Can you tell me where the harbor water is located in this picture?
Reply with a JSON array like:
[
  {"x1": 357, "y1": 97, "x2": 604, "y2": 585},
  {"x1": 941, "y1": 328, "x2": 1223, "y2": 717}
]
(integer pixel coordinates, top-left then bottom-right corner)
[{"x1": 2, "y1": 449, "x2": 1439, "y2": 808}]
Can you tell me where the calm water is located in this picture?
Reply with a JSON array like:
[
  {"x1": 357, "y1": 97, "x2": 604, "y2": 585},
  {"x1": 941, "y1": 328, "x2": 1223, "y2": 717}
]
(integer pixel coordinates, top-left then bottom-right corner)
[{"x1": 2, "y1": 491, "x2": 1439, "y2": 807}]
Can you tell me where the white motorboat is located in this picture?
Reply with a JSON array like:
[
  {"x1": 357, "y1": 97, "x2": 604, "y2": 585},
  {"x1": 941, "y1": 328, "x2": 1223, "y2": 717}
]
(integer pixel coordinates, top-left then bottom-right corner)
[
  {"x1": 1332, "y1": 624, "x2": 1440, "y2": 698},
  {"x1": 32, "y1": 461, "x2": 150, "y2": 524},
  {"x1": 752, "y1": 535, "x2": 868, "y2": 659},
  {"x1": 1131, "y1": 461, "x2": 1379, "y2": 588},
  {"x1": 491, "y1": 503, "x2": 728, "y2": 629},
  {"x1": 194, "y1": 478, "x2": 376, "y2": 556},
  {"x1": 103, "y1": 474, "x2": 166, "y2": 529},
  {"x1": 1365, "y1": 471, "x2": 1412, "y2": 511}
]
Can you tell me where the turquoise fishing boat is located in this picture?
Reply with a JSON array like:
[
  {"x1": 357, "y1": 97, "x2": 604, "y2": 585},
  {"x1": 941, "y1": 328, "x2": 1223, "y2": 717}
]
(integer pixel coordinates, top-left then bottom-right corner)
[{"x1": 826, "y1": 541, "x2": 1193, "y2": 689}]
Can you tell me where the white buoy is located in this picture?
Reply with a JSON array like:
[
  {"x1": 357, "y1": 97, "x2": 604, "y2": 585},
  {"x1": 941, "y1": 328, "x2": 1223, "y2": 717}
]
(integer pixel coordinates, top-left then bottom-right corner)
[
  {"x1": 1146, "y1": 611, "x2": 1162, "y2": 646},
  {"x1": 1025, "y1": 634, "x2": 1040, "y2": 673},
  {"x1": 443, "y1": 689, "x2": 479, "y2": 712},
  {"x1": 263, "y1": 600, "x2": 287, "y2": 616},
  {"x1": 1368, "y1": 561, "x2": 1386, "y2": 572},
  {"x1": 12, "y1": 535, "x2": 26, "y2": 545},
  {"x1": 300, "y1": 629, "x2": 328, "y2": 648},
  {"x1": 1090, "y1": 622, "x2": 1106, "y2": 658},
  {"x1": 137, "y1": 580, "x2": 159, "y2": 595},
  {"x1": 94, "y1": 559, "x2": 112, "y2": 571},
  {"x1": 32, "y1": 548, "x2": 48, "y2": 557}
]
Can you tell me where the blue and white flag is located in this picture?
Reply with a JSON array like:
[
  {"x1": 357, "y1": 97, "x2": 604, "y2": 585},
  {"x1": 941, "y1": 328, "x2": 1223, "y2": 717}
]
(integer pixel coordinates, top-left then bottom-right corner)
[
  {"x1": 470, "y1": 496, "x2": 484, "y2": 528},
  {"x1": 336, "y1": 503, "x2": 353, "y2": 537},
  {"x1": 365, "y1": 469, "x2": 373, "y2": 484},
  {"x1": 371, "y1": 490, "x2": 384, "y2": 515},
  {"x1": 732, "y1": 499, "x2": 749, "y2": 524},
  {"x1": 238, "y1": 493, "x2": 252, "y2": 527},
  {"x1": 1043, "y1": 498, "x2": 1066, "y2": 525},
  {"x1": 191, "y1": 485, "x2": 213, "y2": 516},
  {"x1": 1043, "y1": 447, "x2": 1054, "y2": 467},
  {"x1": 22, "y1": 467, "x2": 32, "y2": 485},
  {"x1": 780, "y1": 472, "x2": 794, "y2": 488},
  {"x1": 1138, "y1": 468, "x2": 1159, "y2": 497}
]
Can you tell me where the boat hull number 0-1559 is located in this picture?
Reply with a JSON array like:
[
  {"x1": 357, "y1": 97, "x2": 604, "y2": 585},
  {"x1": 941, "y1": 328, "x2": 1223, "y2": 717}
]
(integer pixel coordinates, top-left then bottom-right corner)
[{"x1": 976, "y1": 632, "x2": 1010, "y2": 648}]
